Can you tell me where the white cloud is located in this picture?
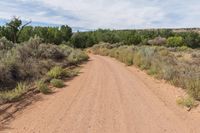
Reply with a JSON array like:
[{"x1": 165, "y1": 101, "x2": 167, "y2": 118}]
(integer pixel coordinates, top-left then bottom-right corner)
[
  {"x1": 0, "y1": 0, "x2": 200, "y2": 29},
  {"x1": 31, "y1": 0, "x2": 166, "y2": 29}
]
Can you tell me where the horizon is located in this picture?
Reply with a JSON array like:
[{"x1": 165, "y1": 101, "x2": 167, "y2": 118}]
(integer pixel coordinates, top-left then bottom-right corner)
[
  {"x1": 1, "y1": 18, "x2": 200, "y2": 32},
  {"x1": 0, "y1": 0, "x2": 200, "y2": 31}
]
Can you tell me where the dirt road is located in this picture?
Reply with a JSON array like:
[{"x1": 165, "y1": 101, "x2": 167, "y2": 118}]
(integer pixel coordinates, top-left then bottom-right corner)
[{"x1": 2, "y1": 55, "x2": 200, "y2": 133}]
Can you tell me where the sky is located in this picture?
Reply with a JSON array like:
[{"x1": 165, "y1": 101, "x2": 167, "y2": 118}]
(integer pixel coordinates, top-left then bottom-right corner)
[{"x1": 0, "y1": 0, "x2": 200, "y2": 31}]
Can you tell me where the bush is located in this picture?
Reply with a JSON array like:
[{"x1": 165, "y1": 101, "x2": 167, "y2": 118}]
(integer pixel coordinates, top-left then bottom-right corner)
[
  {"x1": 0, "y1": 36, "x2": 88, "y2": 93},
  {"x1": 0, "y1": 37, "x2": 14, "y2": 50},
  {"x1": 38, "y1": 44, "x2": 65, "y2": 60},
  {"x1": 167, "y1": 36, "x2": 184, "y2": 47},
  {"x1": 36, "y1": 80, "x2": 51, "y2": 94},
  {"x1": 66, "y1": 68, "x2": 80, "y2": 77},
  {"x1": 177, "y1": 46, "x2": 190, "y2": 51},
  {"x1": 50, "y1": 79, "x2": 65, "y2": 88},
  {"x1": 67, "y1": 50, "x2": 89, "y2": 65},
  {"x1": 148, "y1": 37, "x2": 166, "y2": 46}
]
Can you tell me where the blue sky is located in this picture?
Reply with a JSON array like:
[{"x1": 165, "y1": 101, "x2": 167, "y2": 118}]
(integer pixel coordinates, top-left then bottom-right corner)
[{"x1": 0, "y1": 0, "x2": 200, "y2": 30}]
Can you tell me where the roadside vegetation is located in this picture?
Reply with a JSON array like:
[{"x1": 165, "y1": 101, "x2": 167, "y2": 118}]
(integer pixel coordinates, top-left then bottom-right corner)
[
  {"x1": 50, "y1": 79, "x2": 65, "y2": 88},
  {"x1": 0, "y1": 36, "x2": 88, "y2": 104},
  {"x1": 176, "y1": 97, "x2": 198, "y2": 110},
  {"x1": 90, "y1": 43, "x2": 200, "y2": 103},
  {"x1": 0, "y1": 17, "x2": 89, "y2": 104},
  {"x1": 36, "y1": 80, "x2": 51, "y2": 94}
]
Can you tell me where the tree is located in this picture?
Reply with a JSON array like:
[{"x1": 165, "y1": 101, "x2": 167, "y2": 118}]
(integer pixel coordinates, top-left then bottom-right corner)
[
  {"x1": 176, "y1": 32, "x2": 200, "y2": 48},
  {"x1": 6, "y1": 17, "x2": 31, "y2": 43},
  {"x1": 18, "y1": 26, "x2": 33, "y2": 42},
  {"x1": 60, "y1": 25, "x2": 72, "y2": 42},
  {"x1": 71, "y1": 32, "x2": 85, "y2": 48}
]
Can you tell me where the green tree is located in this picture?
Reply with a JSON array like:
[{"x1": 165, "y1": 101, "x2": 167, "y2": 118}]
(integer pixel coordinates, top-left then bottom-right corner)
[
  {"x1": 60, "y1": 25, "x2": 72, "y2": 42},
  {"x1": 6, "y1": 17, "x2": 31, "y2": 43},
  {"x1": 18, "y1": 26, "x2": 33, "y2": 42},
  {"x1": 71, "y1": 32, "x2": 86, "y2": 48}
]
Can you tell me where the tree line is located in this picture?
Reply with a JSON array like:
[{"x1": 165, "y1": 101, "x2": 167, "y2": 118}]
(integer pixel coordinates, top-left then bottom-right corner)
[
  {"x1": 0, "y1": 17, "x2": 200, "y2": 48},
  {"x1": 0, "y1": 17, "x2": 72, "y2": 45},
  {"x1": 71, "y1": 29, "x2": 200, "y2": 48}
]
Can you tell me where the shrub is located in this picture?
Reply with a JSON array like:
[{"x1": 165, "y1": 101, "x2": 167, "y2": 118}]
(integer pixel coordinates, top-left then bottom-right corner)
[
  {"x1": 65, "y1": 68, "x2": 80, "y2": 77},
  {"x1": 36, "y1": 80, "x2": 51, "y2": 94},
  {"x1": 0, "y1": 37, "x2": 14, "y2": 50},
  {"x1": 50, "y1": 79, "x2": 65, "y2": 88},
  {"x1": 67, "y1": 50, "x2": 89, "y2": 64},
  {"x1": 148, "y1": 37, "x2": 166, "y2": 46},
  {"x1": 167, "y1": 36, "x2": 184, "y2": 47},
  {"x1": 0, "y1": 65, "x2": 14, "y2": 90},
  {"x1": 38, "y1": 44, "x2": 65, "y2": 60},
  {"x1": 177, "y1": 46, "x2": 190, "y2": 51}
]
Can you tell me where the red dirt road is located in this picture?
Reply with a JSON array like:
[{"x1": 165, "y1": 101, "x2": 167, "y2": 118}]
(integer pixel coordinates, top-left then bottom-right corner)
[{"x1": 2, "y1": 55, "x2": 200, "y2": 133}]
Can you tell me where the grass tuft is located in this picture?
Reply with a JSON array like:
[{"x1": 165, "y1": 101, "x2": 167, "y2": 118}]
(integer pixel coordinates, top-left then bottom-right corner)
[
  {"x1": 176, "y1": 97, "x2": 198, "y2": 109},
  {"x1": 36, "y1": 80, "x2": 51, "y2": 94},
  {"x1": 0, "y1": 82, "x2": 27, "y2": 102},
  {"x1": 50, "y1": 79, "x2": 65, "y2": 88},
  {"x1": 47, "y1": 66, "x2": 66, "y2": 79}
]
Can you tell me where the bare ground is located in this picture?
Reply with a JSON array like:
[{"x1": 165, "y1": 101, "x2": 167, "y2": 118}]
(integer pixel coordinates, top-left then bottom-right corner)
[{"x1": 1, "y1": 55, "x2": 200, "y2": 133}]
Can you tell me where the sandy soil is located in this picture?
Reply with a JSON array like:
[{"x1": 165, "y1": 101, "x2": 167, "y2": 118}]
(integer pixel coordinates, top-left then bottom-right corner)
[{"x1": 1, "y1": 55, "x2": 200, "y2": 133}]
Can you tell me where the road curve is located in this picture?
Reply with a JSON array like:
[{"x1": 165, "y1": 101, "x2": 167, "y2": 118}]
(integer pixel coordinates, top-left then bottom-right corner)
[{"x1": 2, "y1": 55, "x2": 200, "y2": 133}]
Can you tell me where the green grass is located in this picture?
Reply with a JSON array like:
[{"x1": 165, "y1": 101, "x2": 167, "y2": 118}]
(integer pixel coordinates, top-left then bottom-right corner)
[
  {"x1": 36, "y1": 80, "x2": 51, "y2": 94},
  {"x1": 147, "y1": 67, "x2": 158, "y2": 75},
  {"x1": 0, "y1": 82, "x2": 27, "y2": 102},
  {"x1": 50, "y1": 79, "x2": 65, "y2": 88},
  {"x1": 47, "y1": 66, "x2": 79, "y2": 80},
  {"x1": 47, "y1": 66, "x2": 66, "y2": 79},
  {"x1": 176, "y1": 97, "x2": 197, "y2": 109}
]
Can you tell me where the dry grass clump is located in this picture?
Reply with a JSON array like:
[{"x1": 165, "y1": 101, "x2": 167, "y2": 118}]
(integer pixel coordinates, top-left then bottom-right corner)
[
  {"x1": 47, "y1": 66, "x2": 67, "y2": 79},
  {"x1": 0, "y1": 83, "x2": 28, "y2": 103},
  {"x1": 177, "y1": 96, "x2": 198, "y2": 109},
  {"x1": 50, "y1": 79, "x2": 65, "y2": 88},
  {"x1": 36, "y1": 80, "x2": 51, "y2": 94}
]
